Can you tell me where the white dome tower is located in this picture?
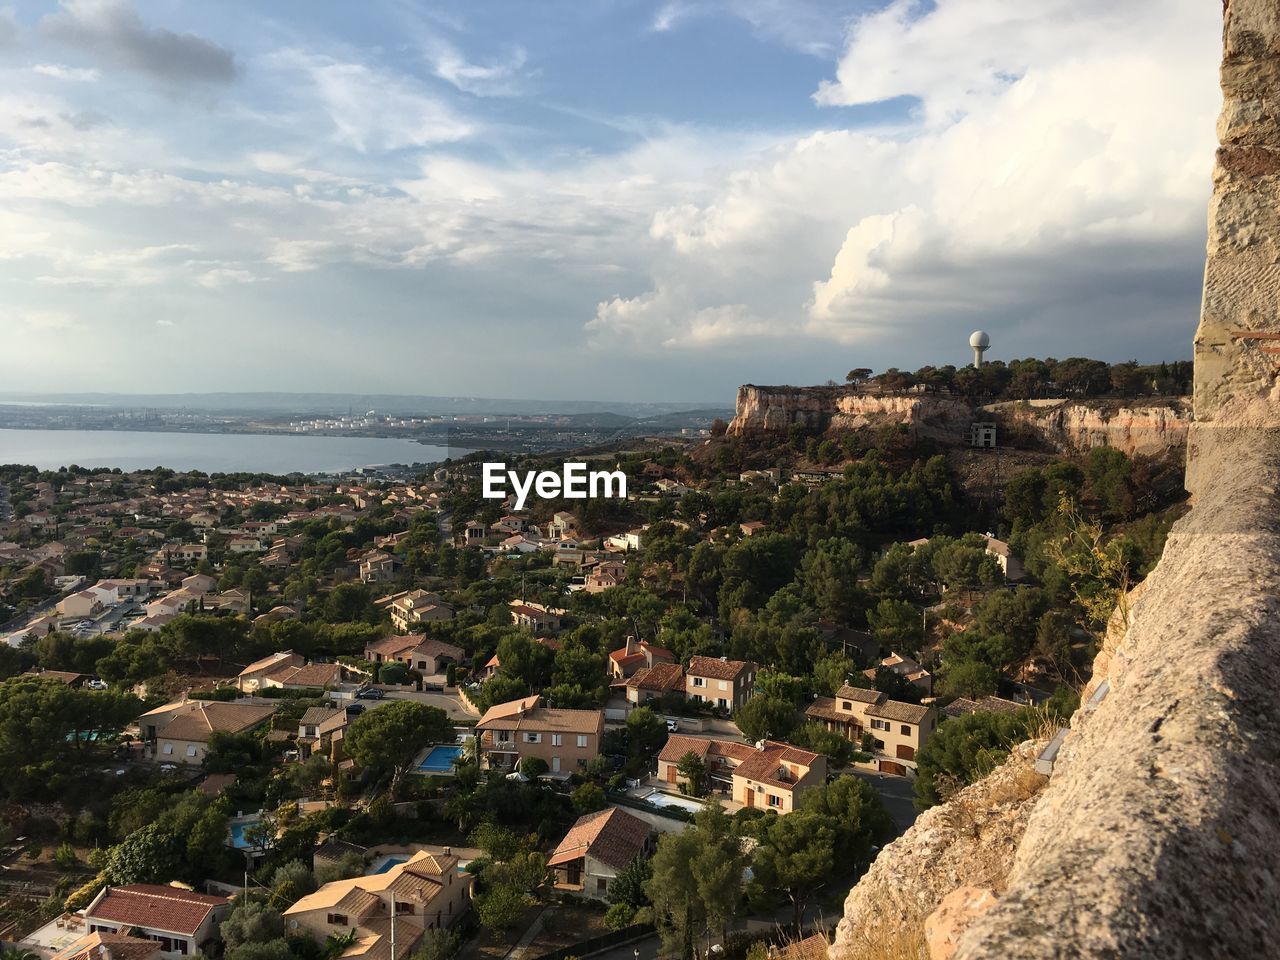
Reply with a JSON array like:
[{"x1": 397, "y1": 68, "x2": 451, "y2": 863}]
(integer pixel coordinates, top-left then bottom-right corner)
[{"x1": 970, "y1": 330, "x2": 991, "y2": 367}]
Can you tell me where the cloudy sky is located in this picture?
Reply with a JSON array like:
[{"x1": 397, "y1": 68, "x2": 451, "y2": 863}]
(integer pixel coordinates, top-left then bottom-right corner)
[{"x1": 0, "y1": 0, "x2": 1222, "y2": 403}]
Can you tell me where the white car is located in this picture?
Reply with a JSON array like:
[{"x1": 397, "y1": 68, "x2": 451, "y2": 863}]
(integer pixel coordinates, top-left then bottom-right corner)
[
  {"x1": 86, "y1": 679, "x2": 108, "y2": 690},
  {"x1": 159, "y1": 763, "x2": 177, "y2": 773}
]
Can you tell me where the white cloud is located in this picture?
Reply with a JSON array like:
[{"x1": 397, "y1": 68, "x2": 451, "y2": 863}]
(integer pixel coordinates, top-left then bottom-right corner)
[
  {"x1": 33, "y1": 63, "x2": 101, "y2": 81},
  {"x1": 598, "y1": 0, "x2": 1221, "y2": 353},
  {"x1": 426, "y1": 39, "x2": 528, "y2": 97}
]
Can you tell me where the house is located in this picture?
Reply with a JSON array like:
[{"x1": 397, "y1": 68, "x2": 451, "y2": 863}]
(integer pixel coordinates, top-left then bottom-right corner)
[
  {"x1": 237, "y1": 651, "x2": 304, "y2": 691},
  {"x1": 804, "y1": 685, "x2": 938, "y2": 775},
  {"x1": 656, "y1": 736, "x2": 826, "y2": 813},
  {"x1": 481, "y1": 637, "x2": 561, "y2": 681},
  {"x1": 608, "y1": 637, "x2": 676, "y2": 680},
  {"x1": 142, "y1": 700, "x2": 278, "y2": 765},
  {"x1": 262, "y1": 661, "x2": 342, "y2": 691},
  {"x1": 547, "y1": 512, "x2": 579, "y2": 540},
  {"x1": 390, "y1": 590, "x2": 454, "y2": 632},
  {"x1": 970, "y1": 422, "x2": 998, "y2": 449},
  {"x1": 739, "y1": 520, "x2": 766, "y2": 537},
  {"x1": 22, "y1": 668, "x2": 89, "y2": 687},
  {"x1": 548, "y1": 808, "x2": 655, "y2": 899},
  {"x1": 623, "y1": 662, "x2": 686, "y2": 708},
  {"x1": 982, "y1": 537, "x2": 1025, "y2": 582},
  {"x1": 863, "y1": 653, "x2": 933, "y2": 695},
  {"x1": 181, "y1": 573, "x2": 218, "y2": 595},
  {"x1": 583, "y1": 559, "x2": 627, "y2": 593},
  {"x1": 169, "y1": 544, "x2": 208, "y2": 564},
  {"x1": 509, "y1": 601, "x2": 564, "y2": 634},
  {"x1": 364, "y1": 635, "x2": 464, "y2": 675},
  {"x1": 57, "y1": 589, "x2": 104, "y2": 620},
  {"x1": 50, "y1": 930, "x2": 162, "y2": 960},
  {"x1": 474, "y1": 695, "x2": 604, "y2": 774},
  {"x1": 603, "y1": 529, "x2": 644, "y2": 553},
  {"x1": 686, "y1": 656, "x2": 757, "y2": 712},
  {"x1": 490, "y1": 515, "x2": 528, "y2": 536},
  {"x1": 359, "y1": 551, "x2": 399, "y2": 584},
  {"x1": 462, "y1": 520, "x2": 487, "y2": 546},
  {"x1": 82, "y1": 884, "x2": 230, "y2": 957},
  {"x1": 283, "y1": 849, "x2": 470, "y2": 954},
  {"x1": 96, "y1": 578, "x2": 152, "y2": 601}
]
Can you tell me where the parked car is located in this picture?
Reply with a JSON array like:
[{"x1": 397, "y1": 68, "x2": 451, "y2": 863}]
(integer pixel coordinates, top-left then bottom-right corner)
[
  {"x1": 159, "y1": 763, "x2": 177, "y2": 773},
  {"x1": 86, "y1": 679, "x2": 108, "y2": 690},
  {"x1": 356, "y1": 688, "x2": 385, "y2": 700},
  {"x1": 665, "y1": 718, "x2": 680, "y2": 732}
]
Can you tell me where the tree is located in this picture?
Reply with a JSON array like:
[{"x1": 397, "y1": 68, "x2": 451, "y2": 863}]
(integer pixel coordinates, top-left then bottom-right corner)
[
  {"x1": 793, "y1": 722, "x2": 856, "y2": 769},
  {"x1": 221, "y1": 899, "x2": 285, "y2": 949},
  {"x1": 608, "y1": 855, "x2": 653, "y2": 911},
  {"x1": 410, "y1": 928, "x2": 461, "y2": 960},
  {"x1": 625, "y1": 707, "x2": 667, "y2": 759},
  {"x1": 913, "y1": 710, "x2": 1034, "y2": 808},
  {"x1": 797, "y1": 776, "x2": 894, "y2": 863},
  {"x1": 812, "y1": 652, "x2": 854, "y2": 697},
  {"x1": 518, "y1": 756, "x2": 549, "y2": 779},
  {"x1": 734, "y1": 695, "x2": 797, "y2": 744},
  {"x1": 867, "y1": 598, "x2": 921, "y2": 653},
  {"x1": 647, "y1": 830, "x2": 705, "y2": 960},
  {"x1": 676, "y1": 752, "x2": 708, "y2": 798},
  {"x1": 224, "y1": 941, "x2": 295, "y2": 960},
  {"x1": 572, "y1": 782, "x2": 607, "y2": 814},
  {"x1": 345, "y1": 701, "x2": 452, "y2": 795},
  {"x1": 748, "y1": 812, "x2": 837, "y2": 926},
  {"x1": 846, "y1": 368, "x2": 873, "y2": 385},
  {"x1": 476, "y1": 884, "x2": 528, "y2": 929}
]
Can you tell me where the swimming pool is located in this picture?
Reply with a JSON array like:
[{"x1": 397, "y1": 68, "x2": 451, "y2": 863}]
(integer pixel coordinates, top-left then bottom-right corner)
[
  {"x1": 416, "y1": 745, "x2": 463, "y2": 773},
  {"x1": 369, "y1": 855, "x2": 409, "y2": 874},
  {"x1": 228, "y1": 819, "x2": 262, "y2": 850},
  {"x1": 639, "y1": 789, "x2": 705, "y2": 814}
]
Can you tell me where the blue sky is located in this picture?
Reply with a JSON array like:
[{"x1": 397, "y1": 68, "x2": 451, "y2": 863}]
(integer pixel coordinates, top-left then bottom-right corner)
[{"x1": 0, "y1": 0, "x2": 1223, "y2": 403}]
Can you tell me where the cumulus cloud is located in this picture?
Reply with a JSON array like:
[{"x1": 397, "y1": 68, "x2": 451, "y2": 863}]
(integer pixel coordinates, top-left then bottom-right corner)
[
  {"x1": 596, "y1": 0, "x2": 1221, "y2": 356},
  {"x1": 41, "y1": 0, "x2": 237, "y2": 86}
]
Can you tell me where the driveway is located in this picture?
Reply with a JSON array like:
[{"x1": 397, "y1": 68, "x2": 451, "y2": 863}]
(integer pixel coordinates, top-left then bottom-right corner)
[
  {"x1": 847, "y1": 768, "x2": 919, "y2": 833},
  {"x1": 384, "y1": 688, "x2": 474, "y2": 722}
]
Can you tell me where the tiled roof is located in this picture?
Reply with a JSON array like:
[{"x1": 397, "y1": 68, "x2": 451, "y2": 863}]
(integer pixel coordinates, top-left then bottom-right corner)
[
  {"x1": 300, "y1": 706, "x2": 344, "y2": 725},
  {"x1": 657, "y1": 734, "x2": 756, "y2": 766},
  {"x1": 687, "y1": 655, "x2": 753, "y2": 681},
  {"x1": 366, "y1": 634, "x2": 423, "y2": 658},
  {"x1": 626, "y1": 662, "x2": 685, "y2": 692},
  {"x1": 864, "y1": 699, "x2": 932, "y2": 724},
  {"x1": 52, "y1": 931, "x2": 161, "y2": 960},
  {"x1": 547, "y1": 807, "x2": 652, "y2": 871},
  {"x1": 268, "y1": 662, "x2": 341, "y2": 687},
  {"x1": 733, "y1": 741, "x2": 821, "y2": 789},
  {"x1": 476, "y1": 696, "x2": 603, "y2": 734},
  {"x1": 196, "y1": 772, "x2": 238, "y2": 796},
  {"x1": 834, "y1": 685, "x2": 882, "y2": 704},
  {"x1": 87, "y1": 884, "x2": 229, "y2": 936},
  {"x1": 159, "y1": 702, "x2": 277, "y2": 743}
]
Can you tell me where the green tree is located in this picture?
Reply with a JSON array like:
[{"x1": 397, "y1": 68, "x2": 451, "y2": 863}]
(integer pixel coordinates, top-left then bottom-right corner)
[
  {"x1": 220, "y1": 899, "x2": 285, "y2": 949},
  {"x1": 733, "y1": 695, "x2": 798, "y2": 744},
  {"x1": 866, "y1": 598, "x2": 921, "y2": 654},
  {"x1": 410, "y1": 928, "x2": 461, "y2": 960},
  {"x1": 572, "y1": 782, "x2": 607, "y2": 814},
  {"x1": 518, "y1": 756, "x2": 549, "y2": 779},
  {"x1": 608, "y1": 856, "x2": 653, "y2": 911},
  {"x1": 625, "y1": 707, "x2": 668, "y2": 759},
  {"x1": 676, "y1": 752, "x2": 708, "y2": 798},
  {"x1": 345, "y1": 701, "x2": 452, "y2": 795},
  {"x1": 476, "y1": 884, "x2": 528, "y2": 929},
  {"x1": 748, "y1": 812, "x2": 837, "y2": 926}
]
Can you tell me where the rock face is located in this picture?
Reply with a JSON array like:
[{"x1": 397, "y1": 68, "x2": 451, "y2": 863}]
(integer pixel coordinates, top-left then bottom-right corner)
[
  {"x1": 727, "y1": 386, "x2": 1189, "y2": 459},
  {"x1": 727, "y1": 385, "x2": 973, "y2": 440},
  {"x1": 993, "y1": 399, "x2": 1191, "y2": 458},
  {"x1": 830, "y1": 741, "x2": 1047, "y2": 960}
]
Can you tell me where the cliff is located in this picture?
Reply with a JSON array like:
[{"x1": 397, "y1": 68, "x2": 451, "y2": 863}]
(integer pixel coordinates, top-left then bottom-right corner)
[
  {"x1": 727, "y1": 385, "x2": 973, "y2": 440},
  {"x1": 987, "y1": 399, "x2": 1192, "y2": 458},
  {"x1": 727, "y1": 385, "x2": 1190, "y2": 459},
  {"x1": 830, "y1": 4, "x2": 1280, "y2": 956}
]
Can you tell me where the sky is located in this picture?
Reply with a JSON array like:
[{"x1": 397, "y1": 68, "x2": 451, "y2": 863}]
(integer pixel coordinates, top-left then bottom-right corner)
[{"x1": 0, "y1": 0, "x2": 1223, "y2": 403}]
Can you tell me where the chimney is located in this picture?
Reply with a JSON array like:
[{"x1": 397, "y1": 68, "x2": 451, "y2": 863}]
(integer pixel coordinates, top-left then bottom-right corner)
[{"x1": 624, "y1": 636, "x2": 636, "y2": 656}]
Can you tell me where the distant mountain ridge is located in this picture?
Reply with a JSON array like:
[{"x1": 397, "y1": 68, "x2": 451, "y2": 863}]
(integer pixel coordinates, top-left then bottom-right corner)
[{"x1": 0, "y1": 391, "x2": 729, "y2": 419}]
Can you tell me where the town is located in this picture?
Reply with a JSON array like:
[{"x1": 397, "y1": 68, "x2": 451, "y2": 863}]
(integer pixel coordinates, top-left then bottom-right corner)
[{"x1": 0, "y1": 354, "x2": 1190, "y2": 960}]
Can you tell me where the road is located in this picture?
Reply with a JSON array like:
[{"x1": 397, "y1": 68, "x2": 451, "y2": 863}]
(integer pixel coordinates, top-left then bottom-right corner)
[
  {"x1": 847, "y1": 768, "x2": 919, "y2": 833},
  {"x1": 384, "y1": 687, "x2": 474, "y2": 722}
]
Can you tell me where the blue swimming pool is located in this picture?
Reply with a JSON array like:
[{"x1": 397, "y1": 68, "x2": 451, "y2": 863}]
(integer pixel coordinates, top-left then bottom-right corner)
[
  {"x1": 370, "y1": 855, "x2": 409, "y2": 874},
  {"x1": 417, "y1": 745, "x2": 463, "y2": 773},
  {"x1": 228, "y1": 820, "x2": 258, "y2": 850}
]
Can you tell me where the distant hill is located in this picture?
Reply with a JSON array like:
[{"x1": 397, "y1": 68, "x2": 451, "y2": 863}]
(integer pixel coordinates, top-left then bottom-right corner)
[{"x1": 0, "y1": 391, "x2": 729, "y2": 419}]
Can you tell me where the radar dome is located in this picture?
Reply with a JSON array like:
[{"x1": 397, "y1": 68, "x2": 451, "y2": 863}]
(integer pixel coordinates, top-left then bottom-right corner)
[{"x1": 970, "y1": 330, "x2": 991, "y2": 348}]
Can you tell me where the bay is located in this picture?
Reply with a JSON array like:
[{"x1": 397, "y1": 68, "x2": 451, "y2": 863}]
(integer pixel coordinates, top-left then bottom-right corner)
[{"x1": 0, "y1": 428, "x2": 460, "y2": 474}]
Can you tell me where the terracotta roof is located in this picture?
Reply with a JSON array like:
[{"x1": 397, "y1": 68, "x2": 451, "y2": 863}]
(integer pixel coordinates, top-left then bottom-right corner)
[
  {"x1": 864, "y1": 699, "x2": 932, "y2": 724},
  {"x1": 300, "y1": 706, "x2": 344, "y2": 725},
  {"x1": 87, "y1": 884, "x2": 229, "y2": 936},
  {"x1": 608, "y1": 641, "x2": 674, "y2": 665},
  {"x1": 733, "y1": 741, "x2": 821, "y2": 790},
  {"x1": 238, "y1": 651, "x2": 298, "y2": 677},
  {"x1": 366, "y1": 635, "x2": 423, "y2": 659},
  {"x1": 687, "y1": 655, "x2": 754, "y2": 681},
  {"x1": 626, "y1": 662, "x2": 685, "y2": 692},
  {"x1": 284, "y1": 849, "x2": 457, "y2": 916},
  {"x1": 547, "y1": 807, "x2": 653, "y2": 871},
  {"x1": 834, "y1": 685, "x2": 882, "y2": 704},
  {"x1": 267, "y1": 662, "x2": 341, "y2": 688},
  {"x1": 52, "y1": 931, "x2": 162, "y2": 960},
  {"x1": 804, "y1": 698, "x2": 848, "y2": 724},
  {"x1": 196, "y1": 772, "x2": 238, "y2": 796},
  {"x1": 475, "y1": 697, "x2": 603, "y2": 735},
  {"x1": 657, "y1": 734, "x2": 756, "y2": 766},
  {"x1": 158, "y1": 702, "x2": 277, "y2": 743}
]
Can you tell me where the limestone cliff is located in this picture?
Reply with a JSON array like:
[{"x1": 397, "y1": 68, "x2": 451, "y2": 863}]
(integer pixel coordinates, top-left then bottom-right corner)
[
  {"x1": 988, "y1": 399, "x2": 1191, "y2": 458},
  {"x1": 727, "y1": 385, "x2": 973, "y2": 440}
]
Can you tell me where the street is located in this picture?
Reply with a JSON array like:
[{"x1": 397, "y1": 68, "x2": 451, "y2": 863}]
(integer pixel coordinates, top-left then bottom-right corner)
[{"x1": 847, "y1": 768, "x2": 919, "y2": 833}]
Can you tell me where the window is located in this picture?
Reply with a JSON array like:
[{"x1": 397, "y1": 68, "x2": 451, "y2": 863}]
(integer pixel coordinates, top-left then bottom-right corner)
[
  {"x1": 327, "y1": 913, "x2": 348, "y2": 926},
  {"x1": 577, "y1": 735, "x2": 588, "y2": 747},
  {"x1": 841, "y1": 701, "x2": 851, "y2": 711},
  {"x1": 871, "y1": 719, "x2": 890, "y2": 732},
  {"x1": 718, "y1": 680, "x2": 728, "y2": 691},
  {"x1": 186, "y1": 744, "x2": 198, "y2": 757},
  {"x1": 162, "y1": 743, "x2": 173, "y2": 755},
  {"x1": 523, "y1": 732, "x2": 541, "y2": 743},
  {"x1": 901, "y1": 724, "x2": 911, "y2": 736},
  {"x1": 597, "y1": 878, "x2": 608, "y2": 896},
  {"x1": 767, "y1": 794, "x2": 782, "y2": 808},
  {"x1": 396, "y1": 901, "x2": 414, "y2": 915},
  {"x1": 692, "y1": 677, "x2": 705, "y2": 687},
  {"x1": 552, "y1": 734, "x2": 563, "y2": 746}
]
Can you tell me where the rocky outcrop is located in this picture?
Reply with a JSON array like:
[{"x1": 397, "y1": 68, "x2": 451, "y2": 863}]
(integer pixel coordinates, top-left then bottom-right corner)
[
  {"x1": 831, "y1": 741, "x2": 1048, "y2": 960},
  {"x1": 991, "y1": 400, "x2": 1191, "y2": 458},
  {"x1": 727, "y1": 385, "x2": 972, "y2": 440}
]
